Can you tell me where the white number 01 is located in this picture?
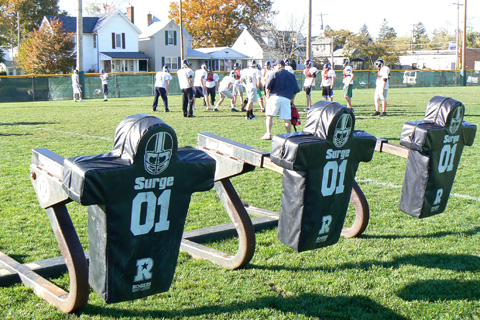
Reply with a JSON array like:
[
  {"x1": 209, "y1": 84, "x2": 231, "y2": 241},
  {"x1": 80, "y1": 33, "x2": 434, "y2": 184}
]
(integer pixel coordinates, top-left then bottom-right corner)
[
  {"x1": 130, "y1": 190, "x2": 171, "y2": 236},
  {"x1": 438, "y1": 144, "x2": 457, "y2": 173},
  {"x1": 321, "y1": 160, "x2": 347, "y2": 196}
]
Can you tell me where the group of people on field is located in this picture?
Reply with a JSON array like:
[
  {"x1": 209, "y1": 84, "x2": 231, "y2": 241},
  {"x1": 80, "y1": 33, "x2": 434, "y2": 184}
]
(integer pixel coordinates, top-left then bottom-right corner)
[{"x1": 70, "y1": 57, "x2": 391, "y2": 138}]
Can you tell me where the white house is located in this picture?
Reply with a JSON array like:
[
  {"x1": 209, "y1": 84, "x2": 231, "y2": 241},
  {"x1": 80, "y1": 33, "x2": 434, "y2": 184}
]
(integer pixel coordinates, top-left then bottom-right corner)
[
  {"x1": 194, "y1": 47, "x2": 249, "y2": 71},
  {"x1": 139, "y1": 18, "x2": 215, "y2": 71},
  {"x1": 41, "y1": 10, "x2": 150, "y2": 73},
  {"x1": 232, "y1": 29, "x2": 304, "y2": 68}
]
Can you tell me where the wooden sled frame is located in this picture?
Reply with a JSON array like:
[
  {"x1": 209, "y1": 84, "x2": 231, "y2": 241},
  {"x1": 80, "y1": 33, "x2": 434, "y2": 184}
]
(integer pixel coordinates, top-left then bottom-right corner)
[{"x1": 0, "y1": 134, "x2": 408, "y2": 313}]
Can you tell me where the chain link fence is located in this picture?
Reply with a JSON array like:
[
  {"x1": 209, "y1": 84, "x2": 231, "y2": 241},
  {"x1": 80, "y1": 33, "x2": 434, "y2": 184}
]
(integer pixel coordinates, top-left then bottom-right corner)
[{"x1": 1, "y1": 70, "x2": 479, "y2": 103}]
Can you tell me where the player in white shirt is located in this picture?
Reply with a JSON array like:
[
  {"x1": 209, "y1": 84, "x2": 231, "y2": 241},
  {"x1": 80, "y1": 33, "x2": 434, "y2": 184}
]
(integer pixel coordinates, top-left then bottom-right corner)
[
  {"x1": 303, "y1": 60, "x2": 318, "y2": 110},
  {"x1": 320, "y1": 63, "x2": 336, "y2": 101},
  {"x1": 177, "y1": 59, "x2": 195, "y2": 117},
  {"x1": 372, "y1": 59, "x2": 391, "y2": 117},
  {"x1": 284, "y1": 59, "x2": 294, "y2": 74},
  {"x1": 205, "y1": 68, "x2": 219, "y2": 108},
  {"x1": 71, "y1": 69, "x2": 83, "y2": 102},
  {"x1": 99, "y1": 70, "x2": 109, "y2": 101},
  {"x1": 214, "y1": 72, "x2": 236, "y2": 111},
  {"x1": 194, "y1": 64, "x2": 209, "y2": 110},
  {"x1": 342, "y1": 58, "x2": 354, "y2": 109},
  {"x1": 240, "y1": 60, "x2": 260, "y2": 120},
  {"x1": 152, "y1": 65, "x2": 173, "y2": 112},
  {"x1": 231, "y1": 62, "x2": 244, "y2": 111}
]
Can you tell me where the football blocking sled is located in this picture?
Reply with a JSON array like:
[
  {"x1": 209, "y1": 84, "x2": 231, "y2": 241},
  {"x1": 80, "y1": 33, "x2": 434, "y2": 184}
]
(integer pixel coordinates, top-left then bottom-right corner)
[
  {"x1": 1, "y1": 96, "x2": 475, "y2": 313},
  {"x1": 0, "y1": 114, "x2": 216, "y2": 311},
  {"x1": 270, "y1": 101, "x2": 377, "y2": 252}
]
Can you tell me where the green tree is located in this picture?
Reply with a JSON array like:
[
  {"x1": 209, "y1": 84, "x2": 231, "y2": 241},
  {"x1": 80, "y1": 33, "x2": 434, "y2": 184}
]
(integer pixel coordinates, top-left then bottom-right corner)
[
  {"x1": 377, "y1": 19, "x2": 396, "y2": 42},
  {"x1": 412, "y1": 22, "x2": 429, "y2": 49},
  {"x1": 168, "y1": 0, "x2": 275, "y2": 47},
  {"x1": 0, "y1": 0, "x2": 65, "y2": 51},
  {"x1": 17, "y1": 18, "x2": 75, "y2": 74}
]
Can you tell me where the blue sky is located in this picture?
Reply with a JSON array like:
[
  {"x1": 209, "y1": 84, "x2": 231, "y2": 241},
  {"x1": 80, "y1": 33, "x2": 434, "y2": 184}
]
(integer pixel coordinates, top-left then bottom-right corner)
[{"x1": 58, "y1": 0, "x2": 479, "y2": 38}]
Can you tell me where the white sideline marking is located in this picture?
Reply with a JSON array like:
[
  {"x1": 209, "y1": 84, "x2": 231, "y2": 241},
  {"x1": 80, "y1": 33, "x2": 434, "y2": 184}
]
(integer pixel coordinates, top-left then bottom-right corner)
[
  {"x1": 0, "y1": 122, "x2": 112, "y2": 141},
  {"x1": 36, "y1": 128, "x2": 113, "y2": 141},
  {"x1": 357, "y1": 178, "x2": 480, "y2": 203}
]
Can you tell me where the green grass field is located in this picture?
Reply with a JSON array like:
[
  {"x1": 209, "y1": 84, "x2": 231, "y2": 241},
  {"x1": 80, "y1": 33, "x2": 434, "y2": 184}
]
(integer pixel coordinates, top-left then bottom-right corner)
[{"x1": 0, "y1": 87, "x2": 479, "y2": 320}]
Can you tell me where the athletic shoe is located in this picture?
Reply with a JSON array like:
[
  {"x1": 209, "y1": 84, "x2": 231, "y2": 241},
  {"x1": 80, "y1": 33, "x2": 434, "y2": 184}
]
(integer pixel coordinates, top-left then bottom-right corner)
[
  {"x1": 261, "y1": 109, "x2": 265, "y2": 113},
  {"x1": 206, "y1": 106, "x2": 214, "y2": 111},
  {"x1": 153, "y1": 108, "x2": 157, "y2": 112},
  {"x1": 304, "y1": 107, "x2": 310, "y2": 112},
  {"x1": 187, "y1": 114, "x2": 196, "y2": 118},
  {"x1": 231, "y1": 107, "x2": 238, "y2": 112},
  {"x1": 104, "y1": 99, "x2": 108, "y2": 102},
  {"x1": 213, "y1": 108, "x2": 219, "y2": 112},
  {"x1": 73, "y1": 99, "x2": 77, "y2": 102},
  {"x1": 260, "y1": 133, "x2": 271, "y2": 140},
  {"x1": 371, "y1": 111, "x2": 381, "y2": 116},
  {"x1": 379, "y1": 112, "x2": 387, "y2": 117},
  {"x1": 79, "y1": 99, "x2": 83, "y2": 102},
  {"x1": 164, "y1": 108, "x2": 170, "y2": 112}
]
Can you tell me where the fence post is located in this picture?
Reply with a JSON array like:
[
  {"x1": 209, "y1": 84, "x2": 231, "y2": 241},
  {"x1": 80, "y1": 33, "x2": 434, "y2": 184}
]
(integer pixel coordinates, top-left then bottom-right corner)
[{"x1": 32, "y1": 77, "x2": 35, "y2": 102}]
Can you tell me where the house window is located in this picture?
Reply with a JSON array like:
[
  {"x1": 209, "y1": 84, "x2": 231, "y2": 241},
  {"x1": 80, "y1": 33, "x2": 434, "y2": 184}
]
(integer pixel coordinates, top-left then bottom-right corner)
[
  {"x1": 165, "y1": 31, "x2": 177, "y2": 46},
  {"x1": 93, "y1": 35, "x2": 97, "y2": 49},
  {"x1": 167, "y1": 31, "x2": 174, "y2": 45},
  {"x1": 112, "y1": 33, "x2": 126, "y2": 49},
  {"x1": 164, "y1": 57, "x2": 179, "y2": 70},
  {"x1": 116, "y1": 34, "x2": 122, "y2": 48}
]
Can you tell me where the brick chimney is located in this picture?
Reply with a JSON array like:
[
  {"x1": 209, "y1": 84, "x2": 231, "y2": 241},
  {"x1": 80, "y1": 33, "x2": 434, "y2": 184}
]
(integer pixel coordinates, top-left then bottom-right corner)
[
  {"x1": 147, "y1": 13, "x2": 153, "y2": 26},
  {"x1": 126, "y1": 6, "x2": 134, "y2": 24}
]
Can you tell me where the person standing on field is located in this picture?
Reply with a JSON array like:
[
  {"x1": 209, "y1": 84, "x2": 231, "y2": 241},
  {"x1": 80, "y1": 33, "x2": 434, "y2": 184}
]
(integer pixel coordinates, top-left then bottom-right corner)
[
  {"x1": 240, "y1": 60, "x2": 260, "y2": 120},
  {"x1": 177, "y1": 59, "x2": 195, "y2": 117},
  {"x1": 261, "y1": 59, "x2": 300, "y2": 140},
  {"x1": 372, "y1": 59, "x2": 390, "y2": 117},
  {"x1": 152, "y1": 65, "x2": 172, "y2": 112},
  {"x1": 205, "y1": 68, "x2": 219, "y2": 107},
  {"x1": 321, "y1": 63, "x2": 336, "y2": 101},
  {"x1": 100, "y1": 70, "x2": 109, "y2": 101},
  {"x1": 231, "y1": 62, "x2": 244, "y2": 111},
  {"x1": 194, "y1": 64, "x2": 210, "y2": 110},
  {"x1": 342, "y1": 58, "x2": 354, "y2": 109},
  {"x1": 72, "y1": 69, "x2": 83, "y2": 102},
  {"x1": 303, "y1": 60, "x2": 318, "y2": 110}
]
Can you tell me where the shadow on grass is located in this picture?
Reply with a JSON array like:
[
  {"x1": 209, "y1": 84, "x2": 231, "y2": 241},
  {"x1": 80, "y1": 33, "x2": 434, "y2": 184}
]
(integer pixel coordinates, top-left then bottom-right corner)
[
  {"x1": 0, "y1": 133, "x2": 32, "y2": 137},
  {"x1": 249, "y1": 253, "x2": 480, "y2": 273},
  {"x1": 0, "y1": 121, "x2": 56, "y2": 126},
  {"x1": 397, "y1": 279, "x2": 480, "y2": 301},
  {"x1": 83, "y1": 293, "x2": 408, "y2": 319},
  {"x1": 361, "y1": 226, "x2": 480, "y2": 240}
]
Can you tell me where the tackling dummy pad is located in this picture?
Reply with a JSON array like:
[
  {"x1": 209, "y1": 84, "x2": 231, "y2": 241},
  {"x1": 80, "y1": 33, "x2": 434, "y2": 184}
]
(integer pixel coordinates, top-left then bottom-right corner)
[
  {"x1": 62, "y1": 114, "x2": 215, "y2": 303},
  {"x1": 399, "y1": 96, "x2": 476, "y2": 218},
  {"x1": 270, "y1": 101, "x2": 376, "y2": 252}
]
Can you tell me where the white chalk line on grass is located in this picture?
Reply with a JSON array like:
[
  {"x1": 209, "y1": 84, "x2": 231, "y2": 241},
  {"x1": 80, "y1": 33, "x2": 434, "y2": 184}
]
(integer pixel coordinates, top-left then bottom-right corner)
[
  {"x1": 357, "y1": 178, "x2": 480, "y2": 203},
  {"x1": 0, "y1": 122, "x2": 112, "y2": 141}
]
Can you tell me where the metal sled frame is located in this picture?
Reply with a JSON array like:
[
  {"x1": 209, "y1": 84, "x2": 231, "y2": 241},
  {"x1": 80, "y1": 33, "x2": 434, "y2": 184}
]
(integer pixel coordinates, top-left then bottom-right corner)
[{"x1": 0, "y1": 134, "x2": 408, "y2": 313}]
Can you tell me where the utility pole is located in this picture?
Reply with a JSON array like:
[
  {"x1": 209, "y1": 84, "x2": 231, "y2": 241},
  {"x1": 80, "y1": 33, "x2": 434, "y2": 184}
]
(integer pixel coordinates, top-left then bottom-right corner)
[
  {"x1": 306, "y1": 0, "x2": 312, "y2": 61},
  {"x1": 315, "y1": 13, "x2": 328, "y2": 37},
  {"x1": 451, "y1": 2, "x2": 463, "y2": 69},
  {"x1": 179, "y1": 0, "x2": 184, "y2": 61},
  {"x1": 76, "y1": 0, "x2": 83, "y2": 72},
  {"x1": 462, "y1": 0, "x2": 467, "y2": 85},
  {"x1": 77, "y1": 0, "x2": 84, "y2": 92}
]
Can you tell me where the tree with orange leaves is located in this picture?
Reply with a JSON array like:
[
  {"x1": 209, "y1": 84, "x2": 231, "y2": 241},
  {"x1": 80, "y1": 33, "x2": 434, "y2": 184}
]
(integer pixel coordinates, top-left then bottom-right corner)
[
  {"x1": 17, "y1": 18, "x2": 75, "y2": 74},
  {"x1": 169, "y1": 0, "x2": 274, "y2": 48}
]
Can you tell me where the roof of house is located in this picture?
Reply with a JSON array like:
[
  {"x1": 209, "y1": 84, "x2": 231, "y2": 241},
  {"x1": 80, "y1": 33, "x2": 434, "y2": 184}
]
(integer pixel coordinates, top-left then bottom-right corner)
[
  {"x1": 101, "y1": 52, "x2": 151, "y2": 59},
  {"x1": 194, "y1": 47, "x2": 249, "y2": 60},
  {"x1": 139, "y1": 20, "x2": 193, "y2": 40},
  {"x1": 43, "y1": 10, "x2": 141, "y2": 34}
]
